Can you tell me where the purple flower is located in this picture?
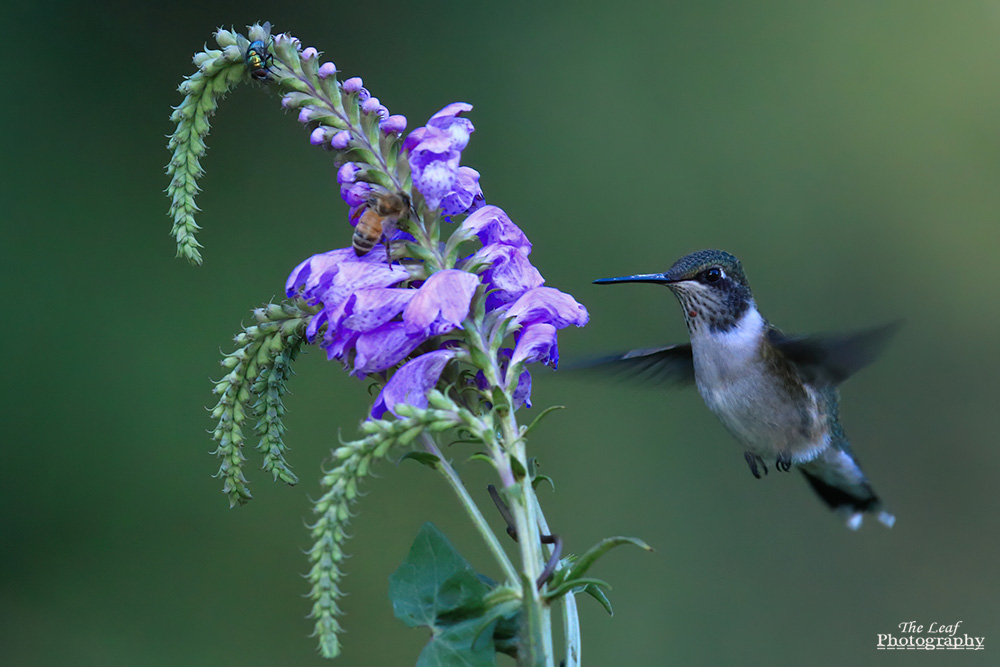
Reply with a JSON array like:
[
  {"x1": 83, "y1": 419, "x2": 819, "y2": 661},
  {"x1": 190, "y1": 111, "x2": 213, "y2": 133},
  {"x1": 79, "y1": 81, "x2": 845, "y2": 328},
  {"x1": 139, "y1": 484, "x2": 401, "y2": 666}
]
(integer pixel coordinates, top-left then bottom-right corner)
[
  {"x1": 506, "y1": 287, "x2": 589, "y2": 329},
  {"x1": 470, "y1": 244, "x2": 544, "y2": 310},
  {"x1": 512, "y1": 369, "x2": 532, "y2": 408},
  {"x1": 340, "y1": 182, "x2": 372, "y2": 207},
  {"x1": 353, "y1": 322, "x2": 424, "y2": 376},
  {"x1": 361, "y1": 97, "x2": 388, "y2": 118},
  {"x1": 440, "y1": 167, "x2": 482, "y2": 217},
  {"x1": 460, "y1": 205, "x2": 530, "y2": 252},
  {"x1": 406, "y1": 103, "x2": 476, "y2": 212},
  {"x1": 512, "y1": 323, "x2": 559, "y2": 368},
  {"x1": 336, "y1": 162, "x2": 361, "y2": 185},
  {"x1": 403, "y1": 269, "x2": 479, "y2": 337},
  {"x1": 379, "y1": 115, "x2": 407, "y2": 135},
  {"x1": 343, "y1": 77, "x2": 364, "y2": 94},
  {"x1": 331, "y1": 130, "x2": 351, "y2": 150},
  {"x1": 310, "y1": 126, "x2": 335, "y2": 145},
  {"x1": 318, "y1": 62, "x2": 338, "y2": 78},
  {"x1": 371, "y1": 349, "x2": 457, "y2": 418}
]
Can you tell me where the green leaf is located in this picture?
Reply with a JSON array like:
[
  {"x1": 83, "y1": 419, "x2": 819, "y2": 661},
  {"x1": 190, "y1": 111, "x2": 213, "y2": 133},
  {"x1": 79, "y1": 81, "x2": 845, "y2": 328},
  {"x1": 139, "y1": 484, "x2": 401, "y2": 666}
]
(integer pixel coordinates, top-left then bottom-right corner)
[
  {"x1": 544, "y1": 577, "x2": 611, "y2": 602},
  {"x1": 567, "y1": 536, "x2": 653, "y2": 582},
  {"x1": 531, "y1": 474, "x2": 554, "y2": 492},
  {"x1": 522, "y1": 405, "x2": 565, "y2": 436},
  {"x1": 389, "y1": 523, "x2": 490, "y2": 628},
  {"x1": 509, "y1": 455, "x2": 526, "y2": 481},
  {"x1": 584, "y1": 583, "x2": 614, "y2": 616},
  {"x1": 398, "y1": 451, "x2": 441, "y2": 469},
  {"x1": 416, "y1": 616, "x2": 498, "y2": 667}
]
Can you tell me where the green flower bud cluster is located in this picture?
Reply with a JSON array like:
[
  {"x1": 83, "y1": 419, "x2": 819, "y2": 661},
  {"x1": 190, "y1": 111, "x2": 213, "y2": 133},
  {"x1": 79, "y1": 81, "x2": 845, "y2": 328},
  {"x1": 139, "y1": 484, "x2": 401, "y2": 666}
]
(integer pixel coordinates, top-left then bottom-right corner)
[
  {"x1": 307, "y1": 398, "x2": 466, "y2": 658},
  {"x1": 166, "y1": 25, "x2": 270, "y2": 265},
  {"x1": 210, "y1": 299, "x2": 316, "y2": 507}
]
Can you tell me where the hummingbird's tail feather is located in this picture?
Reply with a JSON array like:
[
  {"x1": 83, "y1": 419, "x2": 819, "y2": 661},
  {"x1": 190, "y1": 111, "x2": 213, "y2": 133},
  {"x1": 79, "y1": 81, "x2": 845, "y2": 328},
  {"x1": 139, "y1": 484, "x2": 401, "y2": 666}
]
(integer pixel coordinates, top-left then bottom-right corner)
[{"x1": 799, "y1": 449, "x2": 895, "y2": 529}]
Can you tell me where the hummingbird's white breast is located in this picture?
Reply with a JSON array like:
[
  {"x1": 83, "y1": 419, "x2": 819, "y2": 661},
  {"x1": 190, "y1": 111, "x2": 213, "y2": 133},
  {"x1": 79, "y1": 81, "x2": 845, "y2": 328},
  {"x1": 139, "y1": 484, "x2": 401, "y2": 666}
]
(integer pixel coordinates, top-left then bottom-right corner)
[{"x1": 689, "y1": 305, "x2": 829, "y2": 462}]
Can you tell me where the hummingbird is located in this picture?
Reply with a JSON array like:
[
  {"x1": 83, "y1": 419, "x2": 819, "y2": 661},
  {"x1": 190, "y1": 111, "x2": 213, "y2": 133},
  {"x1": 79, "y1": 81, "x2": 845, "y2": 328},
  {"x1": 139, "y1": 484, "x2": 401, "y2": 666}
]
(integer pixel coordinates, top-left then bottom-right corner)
[{"x1": 593, "y1": 249, "x2": 897, "y2": 529}]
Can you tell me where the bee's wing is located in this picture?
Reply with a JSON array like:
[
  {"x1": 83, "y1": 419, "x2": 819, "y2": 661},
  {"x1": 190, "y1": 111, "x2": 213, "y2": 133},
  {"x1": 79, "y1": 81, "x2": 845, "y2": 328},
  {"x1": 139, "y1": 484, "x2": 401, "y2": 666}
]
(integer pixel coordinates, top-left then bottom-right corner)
[
  {"x1": 570, "y1": 344, "x2": 695, "y2": 386},
  {"x1": 769, "y1": 321, "x2": 900, "y2": 387}
]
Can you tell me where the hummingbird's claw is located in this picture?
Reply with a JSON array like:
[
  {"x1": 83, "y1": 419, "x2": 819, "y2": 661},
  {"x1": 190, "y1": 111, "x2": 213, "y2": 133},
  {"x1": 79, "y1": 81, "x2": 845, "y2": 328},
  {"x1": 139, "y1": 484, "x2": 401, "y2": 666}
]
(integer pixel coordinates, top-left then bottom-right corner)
[
  {"x1": 744, "y1": 452, "x2": 768, "y2": 479},
  {"x1": 776, "y1": 452, "x2": 793, "y2": 472}
]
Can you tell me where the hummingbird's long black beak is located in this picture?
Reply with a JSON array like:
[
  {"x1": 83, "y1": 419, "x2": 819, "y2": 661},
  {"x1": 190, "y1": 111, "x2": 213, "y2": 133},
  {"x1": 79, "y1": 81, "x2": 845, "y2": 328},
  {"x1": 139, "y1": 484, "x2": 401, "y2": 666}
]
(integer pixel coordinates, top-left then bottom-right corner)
[{"x1": 593, "y1": 273, "x2": 675, "y2": 285}]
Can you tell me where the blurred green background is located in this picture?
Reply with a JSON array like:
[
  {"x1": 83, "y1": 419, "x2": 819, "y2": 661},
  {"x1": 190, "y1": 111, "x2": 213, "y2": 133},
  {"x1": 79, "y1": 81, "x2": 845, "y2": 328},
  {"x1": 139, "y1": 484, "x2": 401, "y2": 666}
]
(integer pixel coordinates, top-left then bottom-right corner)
[{"x1": 3, "y1": 1, "x2": 999, "y2": 665}]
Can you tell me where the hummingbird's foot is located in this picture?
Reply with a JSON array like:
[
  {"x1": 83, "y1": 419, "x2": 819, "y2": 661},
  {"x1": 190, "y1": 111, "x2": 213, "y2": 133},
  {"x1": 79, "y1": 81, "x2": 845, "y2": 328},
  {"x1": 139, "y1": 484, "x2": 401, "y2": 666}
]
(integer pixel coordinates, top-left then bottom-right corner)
[
  {"x1": 744, "y1": 452, "x2": 768, "y2": 479},
  {"x1": 775, "y1": 452, "x2": 793, "y2": 472}
]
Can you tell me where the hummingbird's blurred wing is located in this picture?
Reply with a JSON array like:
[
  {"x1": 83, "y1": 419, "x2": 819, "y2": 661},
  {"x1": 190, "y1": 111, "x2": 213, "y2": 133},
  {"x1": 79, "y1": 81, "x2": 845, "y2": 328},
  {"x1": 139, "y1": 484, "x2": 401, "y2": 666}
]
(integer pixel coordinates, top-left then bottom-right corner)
[
  {"x1": 768, "y1": 321, "x2": 900, "y2": 387},
  {"x1": 574, "y1": 344, "x2": 695, "y2": 385}
]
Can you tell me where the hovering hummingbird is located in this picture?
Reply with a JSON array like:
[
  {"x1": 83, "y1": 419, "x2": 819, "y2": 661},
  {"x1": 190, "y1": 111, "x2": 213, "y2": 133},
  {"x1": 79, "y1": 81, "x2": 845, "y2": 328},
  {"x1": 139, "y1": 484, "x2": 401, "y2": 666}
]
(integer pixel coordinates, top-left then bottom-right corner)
[{"x1": 593, "y1": 249, "x2": 897, "y2": 529}]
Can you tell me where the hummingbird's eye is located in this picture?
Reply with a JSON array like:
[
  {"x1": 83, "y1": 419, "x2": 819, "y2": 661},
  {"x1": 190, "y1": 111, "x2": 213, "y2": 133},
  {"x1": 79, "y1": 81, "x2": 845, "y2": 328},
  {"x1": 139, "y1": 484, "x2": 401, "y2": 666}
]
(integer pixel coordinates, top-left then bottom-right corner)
[{"x1": 704, "y1": 267, "x2": 723, "y2": 283}]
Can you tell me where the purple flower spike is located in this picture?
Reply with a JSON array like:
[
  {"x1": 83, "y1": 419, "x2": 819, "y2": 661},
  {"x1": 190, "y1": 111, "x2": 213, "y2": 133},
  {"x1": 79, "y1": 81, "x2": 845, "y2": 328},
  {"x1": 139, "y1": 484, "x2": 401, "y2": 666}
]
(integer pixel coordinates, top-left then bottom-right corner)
[
  {"x1": 403, "y1": 269, "x2": 480, "y2": 337},
  {"x1": 506, "y1": 287, "x2": 590, "y2": 329},
  {"x1": 461, "y1": 205, "x2": 531, "y2": 252},
  {"x1": 512, "y1": 323, "x2": 559, "y2": 367},
  {"x1": 372, "y1": 350, "x2": 457, "y2": 418},
  {"x1": 379, "y1": 115, "x2": 407, "y2": 135},
  {"x1": 318, "y1": 61, "x2": 338, "y2": 78},
  {"x1": 343, "y1": 77, "x2": 364, "y2": 93},
  {"x1": 331, "y1": 130, "x2": 351, "y2": 150}
]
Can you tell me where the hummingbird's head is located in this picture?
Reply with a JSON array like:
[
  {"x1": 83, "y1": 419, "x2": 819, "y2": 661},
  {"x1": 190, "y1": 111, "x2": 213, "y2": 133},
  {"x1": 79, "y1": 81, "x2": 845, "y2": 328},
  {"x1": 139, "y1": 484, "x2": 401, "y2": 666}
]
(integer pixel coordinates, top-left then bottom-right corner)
[{"x1": 594, "y1": 249, "x2": 754, "y2": 333}]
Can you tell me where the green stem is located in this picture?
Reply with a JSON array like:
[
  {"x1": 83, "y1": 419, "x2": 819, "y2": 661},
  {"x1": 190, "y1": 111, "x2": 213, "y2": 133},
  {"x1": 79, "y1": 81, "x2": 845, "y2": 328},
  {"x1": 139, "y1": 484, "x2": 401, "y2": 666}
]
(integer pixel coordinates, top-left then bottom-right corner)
[
  {"x1": 500, "y1": 412, "x2": 553, "y2": 667},
  {"x1": 534, "y1": 495, "x2": 580, "y2": 666},
  {"x1": 421, "y1": 434, "x2": 518, "y2": 583}
]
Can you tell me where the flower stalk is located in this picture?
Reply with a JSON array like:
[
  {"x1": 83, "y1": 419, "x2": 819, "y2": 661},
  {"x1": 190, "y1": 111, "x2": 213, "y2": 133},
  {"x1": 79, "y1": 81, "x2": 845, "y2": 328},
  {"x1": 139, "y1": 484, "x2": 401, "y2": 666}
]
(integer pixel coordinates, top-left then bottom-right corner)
[{"x1": 167, "y1": 22, "x2": 645, "y2": 665}]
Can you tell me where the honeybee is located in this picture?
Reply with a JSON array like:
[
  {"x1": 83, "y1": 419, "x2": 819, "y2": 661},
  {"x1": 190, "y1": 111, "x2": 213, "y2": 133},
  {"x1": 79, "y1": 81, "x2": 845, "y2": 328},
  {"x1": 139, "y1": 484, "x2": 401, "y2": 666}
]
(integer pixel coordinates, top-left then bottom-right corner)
[{"x1": 352, "y1": 191, "x2": 410, "y2": 257}]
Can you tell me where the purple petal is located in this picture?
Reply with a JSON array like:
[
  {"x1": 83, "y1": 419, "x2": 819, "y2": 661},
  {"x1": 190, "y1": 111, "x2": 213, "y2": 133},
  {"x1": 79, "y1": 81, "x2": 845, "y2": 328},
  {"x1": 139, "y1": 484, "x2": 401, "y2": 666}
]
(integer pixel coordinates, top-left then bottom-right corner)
[
  {"x1": 403, "y1": 269, "x2": 479, "y2": 336},
  {"x1": 330, "y1": 130, "x2": 351, "y2": 149},
  {"x1": 342, "y1": 288, "x2": 415, "y2": 332},
  {"x1": 511, "y1": 323, "x2": 559, "y2": 367},
  {"x1": 380, "y1": 114, "x2": 407, "y2": 135},
  {"x1": 429, "y1": 102, "x2": 473, "y2": 122},
  {"x1": 318, "y1": 62, "x2": 338, "y2": 78},
  {"x1": 319, "y1": 261, "x2": 409, "y2": 308},
  {"x1": 440, "y1": 167, "x2": 482, "y2": 217},
  {"x1": 371, "y1": 349, "x2": 457, "y2": 418},
  {"x1": 353, "y1": 321, "x2": 423, "y2": 375},
  {"x1": 512, "y1": 369, "x2": 532, "y2": 409},
  {"x1": 460, "y1": 205, "x2": 531, "y2": 252},
  {"x1": 337, "y1": 162, "x2": 361, "y2": 185},
  {"x1": 471, "y1": 245, "x2": 544, "y2": 308},
  {"x1": 341, "y1": 181, "x2": 373, "y2": 207},
  {"x1": 506, "y1": 287, "x2": 590, "y2": 329},
  {"x1": 285, "y1": 248, "x2": 358, "y2": 300}
]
